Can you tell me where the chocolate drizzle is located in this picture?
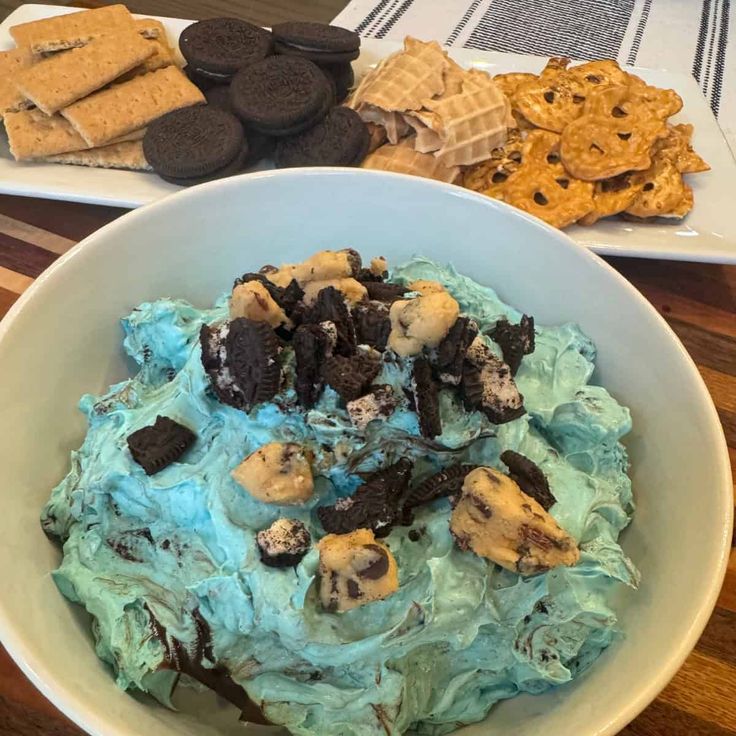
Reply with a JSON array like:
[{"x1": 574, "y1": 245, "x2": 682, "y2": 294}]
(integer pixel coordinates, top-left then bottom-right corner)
[{"x1": 146, "y1": 605, "x2": 268, "y2": 724}]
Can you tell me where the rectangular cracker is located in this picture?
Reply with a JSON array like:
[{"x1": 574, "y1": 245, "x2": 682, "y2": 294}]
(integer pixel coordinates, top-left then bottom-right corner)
[
  {"x1": 15, "y1": 32, "x2": 155, "y2": 115},
  {"x1": 40, "y1": 140, "x2": 151, "y2": 171},
  {"x1": 4, "y1": 108, "x2": 146, "y2": 160},
  {"x1": 136, "y1": 18, "x2": 166, "y2": 40},
  {"x1": 10, "y1": 5, "x2": 135, "y2": 54},
  {"x1": 61, "y1": 66, "x2": 205, "y2": 147},
  {"x1": 120, "y1": 37, "x2": 177, "y2": 81},
  {"x1": 0, "y1": 47, "x2": 35, "y2": 118}
]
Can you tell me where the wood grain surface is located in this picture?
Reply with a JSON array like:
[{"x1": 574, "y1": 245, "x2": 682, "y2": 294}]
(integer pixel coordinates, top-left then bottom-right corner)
[{"x1": 0, "y1": 1, "x2": 734, "y2": 735}]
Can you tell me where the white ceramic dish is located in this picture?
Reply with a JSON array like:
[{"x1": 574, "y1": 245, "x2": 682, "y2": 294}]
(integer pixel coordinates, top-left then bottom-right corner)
[
  {"x1": 1, "y1": 5, "x2": 736, "y2": 263},
  {"x1": 0, "y1": 169, "x2": 731, "y2": 736}
]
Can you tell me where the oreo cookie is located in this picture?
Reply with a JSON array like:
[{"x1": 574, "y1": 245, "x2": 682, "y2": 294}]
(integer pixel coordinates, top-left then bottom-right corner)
[
  {"x1": 274, "y1": 106, "x2": 370, "y2": 168},
  {"x1": 434, "y1": 317, "x2": 478, "y2": 385},
  {"x1": 127, "y1": 416, "x2": 195, "y2": 475},
  {"x1": 353, "y1": 301, "x2": 391, "y2": 350},
  {"x1": 361, "y1": 281, "x2": 407, "y2": 303},
  {"x1": 317, "y1": 458, "x2": 413, "y2": 537},
  {"x1": 324, "y1": 349, "x2": 382, "y2": 403},
  {"x1": 293, "y1": 323, "x2": 334, "y2": 408},
  {"x1": 321, "y1": 62, "x2": 355, "y2": 103},
  {"x1": 487, "y1": 315, "x2": 535, "y2": 375},
  {"x1": 179, "y1": 18, "x2": 273, "y2": 79},
  {"x1": 403, "y1": 464, "x2": 479, "y2": 510},
  {"x1": 304, "y1": 286, "x2": 355, "y2": 355},
  {"x1": 461, "y1": 340, "x2": 526, "y2": 425},
  {"x1": 500, "y1": 450, "x2": 556, "y2": 510},
  {"x1": 272, "y1": 22, "x2": 360, "y2": 64},
  {"x1": 200, "y1": 318, "x2": 281, "y2": 411},
  {"x1": 183, "y1": 65, "x2": 218, "y2": 91},
  {"x1": 411, "y1": 356, "x2": 442, "y2": 438},
  {"x1": 230, "y1": 55, "x2": 334, "y2": 136},
  {"x1": 158, "y1": 145, "x2": 248, "y2": 187},
  {"x1": 243, "y1": 126, "x2": 276, "y2": 167},
  {"x1": 257, "y1": 518, "x2": 311, "y2": 567},
  {"x1": 205, "y1": 84, "x2": 235, "y2": 114},
  {"x1": 144, "y1": 106, "x2": 244, "y2": 180}
]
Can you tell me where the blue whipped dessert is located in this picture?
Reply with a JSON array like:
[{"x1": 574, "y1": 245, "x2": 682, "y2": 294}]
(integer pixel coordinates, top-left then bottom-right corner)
[{"x1": 42, "y1": 249, "x2": 638, "y2": 736}]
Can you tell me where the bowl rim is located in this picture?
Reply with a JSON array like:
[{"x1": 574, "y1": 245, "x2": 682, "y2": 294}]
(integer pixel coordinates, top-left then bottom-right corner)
[{"x1": 0, "y1": 168, "x2": 732, "y2": 736}]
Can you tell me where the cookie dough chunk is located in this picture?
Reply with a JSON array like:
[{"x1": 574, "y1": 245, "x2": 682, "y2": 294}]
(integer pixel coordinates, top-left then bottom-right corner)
[
  {"x1": 318, "y1": 529, "x2": 399, "y2": 612},
  {"x1": 266, "y1": 249, "x2": 362, "y2": 289},
  {"x1": 232, "y1": 442, "x2": 314, "y2": 504},
  {"x1": 450, "y1": 467, "x2": 579, "y2": 575},
  {"x1": 388, "y1": 291, "x2": 459, "y2": 357},
  {"x1": 303, "y1": 277, "x2": 367, "y2": 306},
  {"x1": 230, "y1": 280, "x2": 292, "y2": 328}
]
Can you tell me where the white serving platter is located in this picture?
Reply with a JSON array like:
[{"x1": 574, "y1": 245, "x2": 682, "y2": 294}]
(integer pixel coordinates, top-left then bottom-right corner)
[{"x1": 1, "y1": 4, "x2": 735, "y2": 264}]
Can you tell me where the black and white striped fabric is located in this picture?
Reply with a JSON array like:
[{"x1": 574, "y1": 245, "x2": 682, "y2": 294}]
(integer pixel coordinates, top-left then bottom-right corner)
[{"x1": 333, "y1": 0, "x2": 735, "y2": 151}]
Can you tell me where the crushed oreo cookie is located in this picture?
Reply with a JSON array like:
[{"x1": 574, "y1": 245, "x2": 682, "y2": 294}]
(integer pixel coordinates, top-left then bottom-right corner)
[
  {"x1": 353, "y1": 301, "x2": 391, "y2": 350},
  {"x1": 356, "y1": 267, "x2": 384, "y2": 283},
  {"x1": 323, "y1": 348, "x2": 381, "y2": 402},
  {"x1": 293, "y1": 323, "x2": 334, "y2": 407},
  {"x1": 411, "y1": 356, "x2": 442, "y2": 438},
  {"x1": 304, "y1": 286, "x2": 356, "y2": 355},
  {"x1": 403, "y1": 464, "x2": 479, "y2": 510},
  {"x1": 501, "y1": 450, "x2": 556, "y2": 511},
  {"x1": 433, "y1": 316, "x2": 479, "y2": 385},
  {"x1": 127, "y1": 416, "x2": 196, "y2": 475},
  {"x1": 346, "y1": 384, "x2": 398, "y2": 430},
  {"x1": 257, "y1": 518, "x2": 312, "y2": 567},
  {"x1": 200, "y1": 318, "x2": 281, "y2": 411},
  {"x1": 361, "y1": 281, "x2": 407, "y2": 303},
  {"x1": 318, "y1": 458, "x2": 413, "y2": 536},
  {"x1": 461, "y1": 339, "x2": 525, "y2": 424},
  {"x1": 487, "y1": 315, "x2": 535, "y2": 375}
]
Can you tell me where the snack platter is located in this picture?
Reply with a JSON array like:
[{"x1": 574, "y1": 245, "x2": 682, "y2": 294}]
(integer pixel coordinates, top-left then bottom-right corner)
[{"x1": 1, "y1": 5, "x2": 736, "y2": 264}]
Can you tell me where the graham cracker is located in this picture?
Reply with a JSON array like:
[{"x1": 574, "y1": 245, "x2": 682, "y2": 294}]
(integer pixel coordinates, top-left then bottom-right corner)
[
  {"x1": 4, "y1": 108, "x2": 147, "y2": 160},
  {"x1": 10, "y1": 5, "x2": 135, "y2": 54},
  {"x1": 120, "y1": 37, "x2": 177, "y2": 81},
  {"x1": 15, "y1": 31, "x2": 155, "y2": 115},
  {"x1": 61, "y1": 66, "x2": 205, "y2": 147},
  {"x1": 41, "y1": 140, "x2": 151, "y2": 171},
  {"x1": 136, "y1": 18, "x2": 166, "y2": 40},
  {"x1": 0, "y1": 47, "x2": 35, "y2": 118}
]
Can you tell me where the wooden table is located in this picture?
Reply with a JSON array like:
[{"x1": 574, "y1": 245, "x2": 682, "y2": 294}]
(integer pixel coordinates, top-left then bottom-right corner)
[{"x1": 0, "y1": 1, "x2": 735, "y2": 734}]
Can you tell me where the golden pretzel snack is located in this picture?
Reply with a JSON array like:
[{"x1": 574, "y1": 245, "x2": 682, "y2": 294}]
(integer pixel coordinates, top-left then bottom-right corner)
[
  {"x1": 492, "y1": 72, "x2": 537, "y2": 98},
  {"x1": 625, "y1": 158, "x2": 694, "y2": 219},
  {"x1": 500, "y1": 164, "x2": 594, "y2": 229},
  {"x1": 653, "y1": 124, "x2": 710, "y2": 174},
  {"x1": 578, "y1": 174, "x2": 643, "y2": 225},
  {"x1": 560, "y1": 85, "x2": 667, "y2": 180},
  {"x1": 513, "y1": 71, "x2": 587, "y2": 133}
]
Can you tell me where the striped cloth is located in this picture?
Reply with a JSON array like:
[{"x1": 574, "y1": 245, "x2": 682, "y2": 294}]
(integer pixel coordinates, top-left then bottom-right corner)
[{"x1": 333, "y1": 0, "x2": 735, "y2": 152}]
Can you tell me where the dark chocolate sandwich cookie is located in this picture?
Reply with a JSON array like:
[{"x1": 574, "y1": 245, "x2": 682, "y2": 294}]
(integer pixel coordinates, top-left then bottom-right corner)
[
  {"x1": 272, "y1": 21, "x2": 360, "y2": 64},
  {"x1": 205, "y1": 84, "x2": 234, "y2": 114},
  {"x1": 144, "y1": 106, "x2": 244, "y2": 180},
  {"x1": 274, "y1": 106, "x2": 370, "y2": 168},
  {"x1": 321, "y1": 62, "x2": 355, "y2": 103},
  {"x1": 179, "y1": 18, "x2": 273, "y2": 79},
  {"x1": 242, "y1": 126, "x2": 275, "y2": 167},
  {"x1": 127, "y1": 416, "x2": 196, "y2": 475},
  {"x1": 158, "y1": 145, "x2": 248, "y2": 187},
  {"x1": 183, "y1": 65, "x2": 217, "y2": 91},
  {"x1": 230, "y1": 55, "x2": 333, "y2": 136}
]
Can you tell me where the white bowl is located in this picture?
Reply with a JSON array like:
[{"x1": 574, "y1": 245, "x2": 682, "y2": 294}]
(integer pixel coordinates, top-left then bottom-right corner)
[{"x1": 0, "y1": 170, "x2": 731, "y2": 736}]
